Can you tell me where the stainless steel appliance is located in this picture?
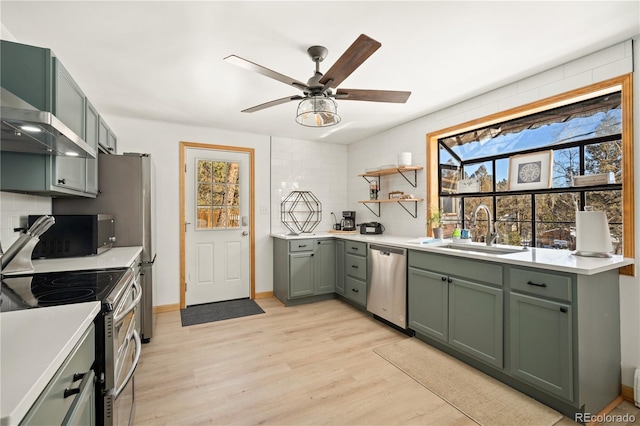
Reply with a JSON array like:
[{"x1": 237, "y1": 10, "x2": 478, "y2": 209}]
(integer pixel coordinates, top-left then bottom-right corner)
[
  {"x1": 1, "y1": 268, "x2": 141, "y2": 426},
  {"x1": 341, "y1": 211, "x2": 356, "y2": 231},
  {"x1": 28, "y1": 214, "x2": 115, "y2": 259},
  {"x1": 54, "y1": 153, "x2": 156, "y2": 343},
  {"x1": 367, "y1": 244, "x2": 407, "y2": 329}
]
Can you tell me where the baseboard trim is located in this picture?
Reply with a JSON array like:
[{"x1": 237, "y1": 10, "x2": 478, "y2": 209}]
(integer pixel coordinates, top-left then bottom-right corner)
[
  {"x1": 621, "y1": 384, "x2": 634, "y2": 403},
  {"x1": 153, "y1": 303, "x2": 180, "y2": 313},
  {"x1": 255, "y1": 291, "x2": 273, "y2": 299}
]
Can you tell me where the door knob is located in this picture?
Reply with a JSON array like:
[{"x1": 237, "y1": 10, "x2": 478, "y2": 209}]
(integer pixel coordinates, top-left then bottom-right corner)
[{"x1": 242, "y1": 231, "x2": 249, "y2": 236}]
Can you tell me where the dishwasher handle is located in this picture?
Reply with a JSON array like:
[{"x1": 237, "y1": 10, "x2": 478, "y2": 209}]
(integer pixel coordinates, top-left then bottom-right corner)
[{"x1": 369, "y1": 244, "x2": 406, "y2": 256}]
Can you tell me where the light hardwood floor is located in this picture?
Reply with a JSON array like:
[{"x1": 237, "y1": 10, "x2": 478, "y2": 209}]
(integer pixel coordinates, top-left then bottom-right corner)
[{"x1": 133, "y1": 298, "x2": 636, "y2": 425}]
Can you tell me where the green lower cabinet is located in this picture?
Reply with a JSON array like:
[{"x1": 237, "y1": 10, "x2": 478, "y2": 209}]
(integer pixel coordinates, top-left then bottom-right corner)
[
  {"x1": 408, "y1": 267, "x2": 448, "y2": 342},
  {"x1": 344, "y1": 276, "x2": 367, "y2": 306},
  {"x1": 289, "y1": 252, "x2": 315, "y2": 297},
  {"x1": 448, "y1": 278, "x2": 503, "y2": 368},
  {"x1": 315, "y1": 240, "x2": 336, "y2": 294},
  {"x1": 510, "y1": 292, "x2": 573, "y2": 401}
]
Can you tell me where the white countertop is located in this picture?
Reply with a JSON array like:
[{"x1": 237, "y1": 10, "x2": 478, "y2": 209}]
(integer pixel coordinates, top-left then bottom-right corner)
[
  {"x1": 28, "y1": 246, "x2": 143, "y2": 274},
  {"x1": 271, "y1": 232, "x2": 633, "y2": 275},
  {"x1": 0, "y1": 302, "x2": 101, "y2": 426}
]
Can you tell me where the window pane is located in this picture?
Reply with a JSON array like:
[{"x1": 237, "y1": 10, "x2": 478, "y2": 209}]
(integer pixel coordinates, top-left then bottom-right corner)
[
  {"x1": 197, "y1": 183, "x2": 212, "y2": 206},
  {"x1": 462, "y1": 162, "x2": 493, "y2": 193},
  {"x1": 228, "y1": 207, "x2": 240, "y2": 227},
  {"x1": 198, "y1": 160, "x2": 212, "y2": 182},
  {"x1": 586, "y1": 190, "x2": 622, "y2": 255},
  {"x1": 496, "y1": 158, "x2": 509, "y2": 191},
  {"x1": 212, "y1": 207, "x2": 225, "y2": 228},
  {"x1": 197, "y1": 207, "x2": 212, "y2": 229},
  {"x1": 227, "y1": 162, "x2": 240, "y2": 184},
  {"x1": 552, "y1": 146, "x2": 580, "y2": 188},
  {"x1": 497, "y1": 195, "x2": 532, "y2": 247},
  {"x1": 585, "y1": 140, "x2": 622, "y2": 181},
  {"x1": 213, "y1": 184, "x2": 225, "y2": 205},
  {"x1": 535, "y1": 193, "x2": 577, "y2": 249},
  {"x1": 213, "y1": 161, "x2": 226, "y2": 183}
]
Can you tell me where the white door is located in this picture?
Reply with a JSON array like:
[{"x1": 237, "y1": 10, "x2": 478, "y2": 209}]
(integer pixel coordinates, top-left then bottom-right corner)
[{"x1": 185, "y1": 148, "x2": 250, "y2": 306}]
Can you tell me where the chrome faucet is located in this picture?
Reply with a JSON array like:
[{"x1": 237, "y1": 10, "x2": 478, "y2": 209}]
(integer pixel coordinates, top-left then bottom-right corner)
[{"x1": 472, "y1": 204, "x2": 498, "y2": 246}]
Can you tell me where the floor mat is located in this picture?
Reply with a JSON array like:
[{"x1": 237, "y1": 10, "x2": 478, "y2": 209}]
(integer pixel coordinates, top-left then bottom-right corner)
[
  {"x1": 374, "y1": 337, "x2": 563, "y2": 426},
  {"x1": 180, "y1": 298, "x2": 265, "y2": 326}
]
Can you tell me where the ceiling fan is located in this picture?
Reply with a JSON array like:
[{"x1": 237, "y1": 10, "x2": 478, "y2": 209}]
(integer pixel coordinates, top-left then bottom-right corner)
[{"x1": 224, "y1": 34, "x2": 411, "y2": 127}]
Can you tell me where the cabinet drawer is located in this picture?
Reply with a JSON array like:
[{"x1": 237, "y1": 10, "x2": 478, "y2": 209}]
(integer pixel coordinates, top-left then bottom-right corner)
[
  {"x1": 344, "y1": 277, "x2": 367, "y2": 306},
  {"x1": 346, "y1": 241, "x2": 367, "y2": 256},
  {"x1": 345, "y1": 253, "x2": 367, "y2": 280},
  {"x1": 510, "y1": 267, "x2": 573, "y2": 302},
  {"x1": 22, "y1": 324, "x2": 95, "y2": 425},
  {"x1": 289, "y1": 239, "x2": 314, "y2": 252},
  {"x1": 409, "y1": 250, "x2": 502, "y2": 286}
]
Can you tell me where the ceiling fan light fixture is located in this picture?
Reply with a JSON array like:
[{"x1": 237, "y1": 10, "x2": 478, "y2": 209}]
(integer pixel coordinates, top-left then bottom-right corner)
[{"x1": 295, "y1": 96, "x2": 341, "y2": 127}]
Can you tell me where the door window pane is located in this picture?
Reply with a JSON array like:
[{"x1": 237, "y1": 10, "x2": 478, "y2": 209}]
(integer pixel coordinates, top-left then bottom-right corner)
[
  {"x1": 535, "y1": 193, "x2": 578, "y2": 250},
  {"x1": 196, "y1": 159, "x2": 241, "y2": 230}
]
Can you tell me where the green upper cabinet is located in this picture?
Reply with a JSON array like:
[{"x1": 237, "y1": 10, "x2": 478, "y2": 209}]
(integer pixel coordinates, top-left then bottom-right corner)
[{"x1": 0, "y1": 40, "x2": 117, "y2": 197}]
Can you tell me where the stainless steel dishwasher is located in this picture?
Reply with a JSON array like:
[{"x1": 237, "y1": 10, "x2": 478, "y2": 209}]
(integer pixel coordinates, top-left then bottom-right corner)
[{"x1": 367, "y1": 244, "x2": 407, "y2": 329}]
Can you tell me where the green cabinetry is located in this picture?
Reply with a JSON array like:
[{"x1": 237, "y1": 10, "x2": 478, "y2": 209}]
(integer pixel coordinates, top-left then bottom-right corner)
[
  {"x1": 273, "y1": 238, "x2": 336, "y2": 306},
  {"x1": 342, "y1": 241, "x2": 368, "y2": 307},
  {"x1": 0, "y1": 40, "x2": 116, "y2": 197},
  {"x1": 335, "y1": 240, "x2": 345, "y2": 295},
  {"x1": 408, "y1": 250, "x2": 503, "y2": 368},
  {"x1": 409, "y1": 248, "x2": 622, "y2": 418}
]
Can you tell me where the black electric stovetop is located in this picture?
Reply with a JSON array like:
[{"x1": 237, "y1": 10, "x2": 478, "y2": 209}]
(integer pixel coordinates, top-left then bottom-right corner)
[{"x1": 0, "y1": 269, "x2": 126, "y2": 313}]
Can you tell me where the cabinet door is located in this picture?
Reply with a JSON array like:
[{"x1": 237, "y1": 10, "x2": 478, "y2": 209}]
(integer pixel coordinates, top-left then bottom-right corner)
[
  {"x1": 510, "y1": 293, "x2": 573, "y2": 401},
  {"x1": 84, "y1": 101, "x2": 99, "y2": 194},
  {"x1": 449, "y1": 278, "x2": 503, "y2": 368},
  {"x1": 315, "y1": 240, "x2": 335, "y2": 294},
  {"x1": 335, "y1": 240, "x2": 345, "y2": 295},
  {"x1": 54, "y1": 156, "x2": 86, "y2": 191},
  {"x1": 289, "y1": 252, "x2": 315, "y2": 297},
  {"x1": 408, "y1": 267, "x2": 448, "y2": 342},
  {"x1": 53, "y1": 59, "x2": 85, "y2": 139},
  {"x1": 108, "y1": 130, "x2": 117, "y2": 154}
]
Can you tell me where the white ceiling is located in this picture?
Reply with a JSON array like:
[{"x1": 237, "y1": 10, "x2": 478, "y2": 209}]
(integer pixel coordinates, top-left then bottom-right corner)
[{"x1": 1, "y1": 1, "x2": 638, "y2": 145}]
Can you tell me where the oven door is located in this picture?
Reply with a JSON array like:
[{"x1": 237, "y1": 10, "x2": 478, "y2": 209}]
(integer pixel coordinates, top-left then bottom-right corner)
[{"x1": 106, "y1": 329, "x2": 141, "y2": 426}]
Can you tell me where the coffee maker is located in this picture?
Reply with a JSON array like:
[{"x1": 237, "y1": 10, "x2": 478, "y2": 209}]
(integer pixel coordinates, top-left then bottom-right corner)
[{"x1": 341, "y1": 211, "x2": 356, "y2": 231}]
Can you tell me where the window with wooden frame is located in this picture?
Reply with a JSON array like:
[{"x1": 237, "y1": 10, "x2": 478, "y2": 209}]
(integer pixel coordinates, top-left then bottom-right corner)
[{"x1": 426, "y1": 74, "x2": 634, "y2": 276}]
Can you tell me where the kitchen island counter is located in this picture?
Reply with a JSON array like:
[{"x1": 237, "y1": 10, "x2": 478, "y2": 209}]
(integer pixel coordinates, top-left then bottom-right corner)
[
  {"x1": 271, "y1": 232, "x2": 633, "y2": 275},
  {"x1": 0, "y1": 301, "x2": 101, "y2": 426}
]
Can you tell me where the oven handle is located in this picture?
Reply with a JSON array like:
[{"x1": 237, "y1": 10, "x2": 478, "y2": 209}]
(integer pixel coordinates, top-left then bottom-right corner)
[
  {"x1": 113, "y1": 329, "x2": 141, "y2": 399},
  {"x1": 113, "y1": 279, "x2": 143, "y2": 324}
]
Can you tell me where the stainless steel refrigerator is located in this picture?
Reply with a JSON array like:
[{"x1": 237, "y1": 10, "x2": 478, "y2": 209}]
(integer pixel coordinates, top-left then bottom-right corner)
[{"x1": 54, "y1": 152, "x2": 156, "y2": 342}]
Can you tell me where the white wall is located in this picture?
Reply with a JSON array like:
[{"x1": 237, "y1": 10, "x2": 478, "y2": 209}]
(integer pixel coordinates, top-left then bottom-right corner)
[
  {"x1": 270, "y1": 137, "x2": 347, "y2": 234},
  {"x1": 348, "y1": 39, "x2": 640, "y2": 387},
  {"x1": 103, "y1": 116, "x2": 273, "y2": 307}
]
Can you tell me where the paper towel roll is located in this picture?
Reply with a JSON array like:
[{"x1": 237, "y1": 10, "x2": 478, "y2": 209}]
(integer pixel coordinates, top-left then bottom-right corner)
[
  {"x1": 575, "y1": 210, "x2": 613, "y2": 257},
  {"x1": 398, "y1": 152, "x2": 412, "y2": 166}
]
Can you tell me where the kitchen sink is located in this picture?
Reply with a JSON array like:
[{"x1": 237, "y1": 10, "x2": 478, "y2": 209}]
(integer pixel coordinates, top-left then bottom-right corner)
[{"x1": 439, "y1": 243, "x2": 526, "y2": 255}]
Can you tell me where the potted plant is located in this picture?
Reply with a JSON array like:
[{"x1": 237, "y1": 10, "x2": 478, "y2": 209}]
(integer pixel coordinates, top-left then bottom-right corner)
[{"x1": 428, "y1": 206, "x2": 444, "y2": 239}]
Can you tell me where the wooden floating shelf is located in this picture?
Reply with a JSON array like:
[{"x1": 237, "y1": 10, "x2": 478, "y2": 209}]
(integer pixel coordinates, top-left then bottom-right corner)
[
  {"x1": 359, "y1": 166, "x2": 423, "y2": 178},
  {"x1": 358, "y1": 198, "x2": 424, "y2": 203}
]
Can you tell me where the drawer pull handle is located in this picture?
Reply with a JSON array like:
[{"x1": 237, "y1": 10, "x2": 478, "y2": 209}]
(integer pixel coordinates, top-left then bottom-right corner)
[
  {"x1": 64, "y1": 387, "x2": 81, "y2": 398},
  {"x1": 298, "y1": 244, "x2": 307, "y2": 248},
  {"x1": 351, "y1": 247, "x2": 359, "y2": 251},
  {"x1": 527, "y1": 280, "x2": 547, "y2": 288},
  {"x1": 351, "y1": 265, "x2": 359, "y2": 269},
  {"x1": 351, "y1": 288, "x2": 359, "y2": 293}
]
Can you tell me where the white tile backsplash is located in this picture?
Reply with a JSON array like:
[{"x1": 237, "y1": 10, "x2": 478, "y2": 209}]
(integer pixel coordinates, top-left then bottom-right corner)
[
  {"x1": 270, "y1": 137, "x2": 348, "y2": 234},
  {"x1": 0, "y1": 191, "x2": 52, "y2": 249}
]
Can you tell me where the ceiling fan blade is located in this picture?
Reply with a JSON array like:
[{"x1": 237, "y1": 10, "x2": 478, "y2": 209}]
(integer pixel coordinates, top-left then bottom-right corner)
[
  {"x1": 319, "y1": 34, "x2": 381, "y2": 88},
  {"x1": 224, "y1": 55, "x2": 308, "y2": 91},
  {"x1": 335, "y1": 89, "x2": 411, "y2": 103},
  {"x1": 241, "y1": 95, "x2": 304, "y2": 113}
]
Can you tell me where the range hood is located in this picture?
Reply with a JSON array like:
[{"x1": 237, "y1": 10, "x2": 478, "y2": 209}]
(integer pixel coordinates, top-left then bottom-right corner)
[{"x1": 0, "y1": 88, "x2": 96, "y2": 158}]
